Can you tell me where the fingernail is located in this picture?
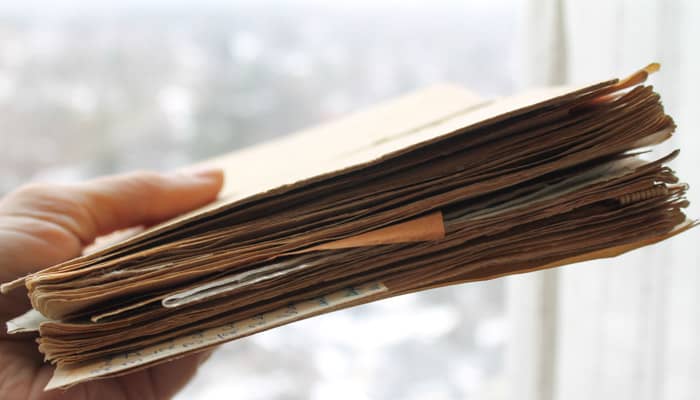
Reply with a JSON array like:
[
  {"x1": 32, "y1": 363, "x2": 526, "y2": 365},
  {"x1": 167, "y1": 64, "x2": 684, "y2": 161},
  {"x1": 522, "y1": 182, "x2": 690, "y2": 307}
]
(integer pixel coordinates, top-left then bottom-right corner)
[{"x1": 177, "y1": 166, "x2": 224, "y2": 181}]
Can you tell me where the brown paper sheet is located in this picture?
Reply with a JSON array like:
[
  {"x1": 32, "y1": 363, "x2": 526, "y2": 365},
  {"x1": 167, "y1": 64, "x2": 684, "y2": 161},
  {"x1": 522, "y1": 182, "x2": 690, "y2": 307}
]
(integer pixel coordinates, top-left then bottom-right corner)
[
  {"x1": 160, "y1": 211, "x2": 444, "y2": 308},
  {"x1": 302, "y1": 211, "x2": 445, "y2": 251}
]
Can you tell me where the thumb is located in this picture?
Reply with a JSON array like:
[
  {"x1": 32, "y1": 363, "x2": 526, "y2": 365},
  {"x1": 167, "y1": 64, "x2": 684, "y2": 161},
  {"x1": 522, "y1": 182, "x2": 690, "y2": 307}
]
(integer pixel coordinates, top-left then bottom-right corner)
[
  {"x1": 2, "y1": 168, "x2": 224, "y2": 245},
  {"x1": 0, "y1": 168, "x2": 223, "y2": 280},
  {"x1": 71, "y1": 168, "x2": 224, "y2": 242}
]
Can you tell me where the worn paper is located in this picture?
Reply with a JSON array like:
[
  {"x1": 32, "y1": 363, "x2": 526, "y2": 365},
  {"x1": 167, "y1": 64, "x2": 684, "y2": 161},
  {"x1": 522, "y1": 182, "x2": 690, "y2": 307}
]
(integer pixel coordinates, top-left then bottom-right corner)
[
  {"x1": 46, "y1": 281, "x2": 387, "y2": 390},
  {"x1": 6, "y1": 309, "x2": 50, "y2": 334}
]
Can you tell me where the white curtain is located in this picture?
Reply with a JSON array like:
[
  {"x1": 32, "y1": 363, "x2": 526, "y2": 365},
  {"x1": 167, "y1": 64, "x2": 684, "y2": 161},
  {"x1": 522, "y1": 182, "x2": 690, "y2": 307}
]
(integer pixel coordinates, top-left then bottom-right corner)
[{"x1": 509, "y1": 1, "x2": 700, "y2": 399}]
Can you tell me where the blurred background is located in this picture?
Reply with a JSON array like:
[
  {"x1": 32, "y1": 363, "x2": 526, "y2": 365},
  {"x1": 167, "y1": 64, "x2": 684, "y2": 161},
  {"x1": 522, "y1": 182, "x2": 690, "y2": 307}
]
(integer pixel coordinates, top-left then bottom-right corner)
[{"x1": 0, "y1": 1, "x2": 697, "y2": 399}]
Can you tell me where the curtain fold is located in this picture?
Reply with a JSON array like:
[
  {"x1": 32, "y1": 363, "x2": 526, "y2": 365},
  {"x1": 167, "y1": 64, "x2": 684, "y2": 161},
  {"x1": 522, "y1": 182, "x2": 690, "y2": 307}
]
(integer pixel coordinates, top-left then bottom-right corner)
[{"x1": 510, "y1": 1, "x2": 700, "y2": 399}]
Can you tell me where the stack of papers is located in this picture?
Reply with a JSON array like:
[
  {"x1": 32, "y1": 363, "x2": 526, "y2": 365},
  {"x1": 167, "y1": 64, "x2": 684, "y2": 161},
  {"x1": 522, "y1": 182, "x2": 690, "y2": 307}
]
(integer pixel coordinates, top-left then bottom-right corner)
[{"x1": 2, "y1": 64, "x2": 694, "y2": 390}]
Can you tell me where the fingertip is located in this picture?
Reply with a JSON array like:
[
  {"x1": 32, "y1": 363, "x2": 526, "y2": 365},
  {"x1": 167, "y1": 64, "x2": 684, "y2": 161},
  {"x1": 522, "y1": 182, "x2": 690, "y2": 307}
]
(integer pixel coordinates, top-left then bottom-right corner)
[
  {"x1": 175, "y1": 167, "x2": 224, "y2": 191},
  {"x1": 184, "y1": 166, "x2": 224, "y2": 181},
  {"x1": 77, "y1": 169, "x2": 226, "y2": 236}
]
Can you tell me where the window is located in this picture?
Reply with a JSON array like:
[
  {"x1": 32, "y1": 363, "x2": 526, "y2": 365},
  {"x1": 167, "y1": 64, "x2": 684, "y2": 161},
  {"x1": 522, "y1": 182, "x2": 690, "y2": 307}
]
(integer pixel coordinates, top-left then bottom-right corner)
[{"x1": 0, "y1": 2, "x2": 521, "y2": 399}]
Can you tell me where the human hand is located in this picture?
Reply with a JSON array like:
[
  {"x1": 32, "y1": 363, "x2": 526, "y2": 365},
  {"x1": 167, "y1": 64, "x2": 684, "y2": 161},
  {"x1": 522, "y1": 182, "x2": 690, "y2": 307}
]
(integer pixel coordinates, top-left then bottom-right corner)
[{"x1": 0, "y1": 169, "x2": 224, "y2": 400}]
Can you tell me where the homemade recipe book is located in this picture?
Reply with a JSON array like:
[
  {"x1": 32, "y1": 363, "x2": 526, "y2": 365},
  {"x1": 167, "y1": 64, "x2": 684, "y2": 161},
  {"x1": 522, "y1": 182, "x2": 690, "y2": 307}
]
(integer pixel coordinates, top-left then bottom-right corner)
[{"x1": 2, "y1": 64, "x2": 696, "y2": 390}]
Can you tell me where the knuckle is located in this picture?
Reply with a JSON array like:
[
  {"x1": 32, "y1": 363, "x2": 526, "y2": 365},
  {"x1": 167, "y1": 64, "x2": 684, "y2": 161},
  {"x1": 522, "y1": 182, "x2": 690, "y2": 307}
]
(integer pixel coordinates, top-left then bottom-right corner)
[
  {"x1": 125, "y1": 170, "x2": 165, "y2": 189},
  {"x1": 119, "y1": 171, "x2": 168, "y2": 211},
  {"x1": 5, "y1": 182, "x2": 59, "y2": 207},
  {"x1": 13, "y1": 182, "x2": 53, "y2": 199},
  {"x1": 128, "y1": 170, "x2": 160, "y2": 181}
]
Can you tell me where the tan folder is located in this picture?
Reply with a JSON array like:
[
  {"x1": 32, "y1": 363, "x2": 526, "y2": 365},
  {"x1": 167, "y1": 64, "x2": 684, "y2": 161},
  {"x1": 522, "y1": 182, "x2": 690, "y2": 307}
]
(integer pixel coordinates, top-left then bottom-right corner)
[{"x1": 2, "y1": 64, "x2": 695, "y2": 391}]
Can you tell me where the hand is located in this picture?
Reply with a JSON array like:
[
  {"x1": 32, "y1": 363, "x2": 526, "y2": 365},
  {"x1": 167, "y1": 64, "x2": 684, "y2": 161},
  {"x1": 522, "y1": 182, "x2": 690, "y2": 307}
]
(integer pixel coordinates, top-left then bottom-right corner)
[{"x1": 0, "y1": 169, "x2": 224, "y2": 400}]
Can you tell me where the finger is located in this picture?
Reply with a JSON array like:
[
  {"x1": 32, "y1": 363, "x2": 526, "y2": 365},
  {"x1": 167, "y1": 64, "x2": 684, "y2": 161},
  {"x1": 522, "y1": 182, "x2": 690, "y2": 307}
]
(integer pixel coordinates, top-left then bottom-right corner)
[
  {"x1": 25, "y1": 350, "x2": 215, "y2": 400},
  {"x1": 0, "y1": 168, "x2": 224, "y2": 247},
  {"x1": 146, "y1": 349, "x2": 215, "y2": 399}
]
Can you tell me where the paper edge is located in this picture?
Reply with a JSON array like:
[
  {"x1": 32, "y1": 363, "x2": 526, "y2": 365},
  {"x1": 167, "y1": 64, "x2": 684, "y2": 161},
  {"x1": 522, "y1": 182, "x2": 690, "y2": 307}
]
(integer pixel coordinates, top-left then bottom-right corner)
[
  {"x1": 6, "y1": 309, "x2": 51, "y2": 334},
  {"x1": 46, "y1": 282, "x2": 389, "y2": 390},
  {"x1": 410, "y1": 219, "x2": 698, "y2": 294}
]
